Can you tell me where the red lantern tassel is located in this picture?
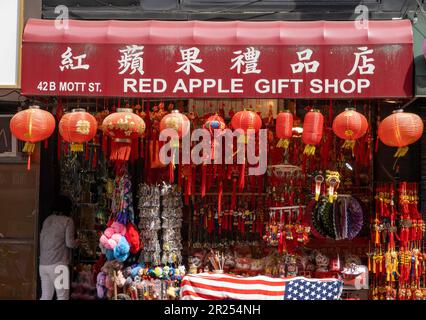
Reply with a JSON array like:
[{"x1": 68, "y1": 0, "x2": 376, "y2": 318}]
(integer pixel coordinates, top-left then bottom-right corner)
[
  {"x1": 178, "y1": 164, "x2": 183, "y2": 189},
  {"x1": 218, "y1": 181, "x2": 223, "y2": 222},
  {"x1": 201, "y1": 164, "x2": 206, "y2": 197},
  {"x1": 102, "y1": 134, "x2": 108, "y2": 157},
  {"x1": 44, "y1": 139, "x2": 48, "y2": 149},
  {"x1": 131, "y1": 139, "x2": 139, "y2": 162},
  {"x1": 140, "y1": 138, "x2": 144, "y2": 158},
  {"x1": 92, "y1": 148, "x2": 97, "y2": 169},
  {"x1": 85, "y1": 144, "x2": 89, "y2": 161},
  {"x1": 110, "y1": 139, "x2": 131, "y2": 161},
  {"x1": 239, "y1": 163, "x2": 245, "y2": 190},
  {"x1": 57, "y1": 137, "x2": 62, "y2": 160},
  {"x1": 231, "y1": 178, "x2": 237, "y2": 210},
  {"x1": 169, "y1": 162, "x2": 175, "y2": 184},
  {"x1": 27, "y1": 153, "x2": 31, "y2": 171}
]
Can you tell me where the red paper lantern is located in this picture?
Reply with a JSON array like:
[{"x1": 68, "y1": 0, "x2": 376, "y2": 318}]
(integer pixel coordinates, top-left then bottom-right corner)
[
  {"x1": 378, "y1": 109, "x2": 424, "y2": 157},
  {"x1": 332, "y1": 108, "x2": 368, "y2": 150},
  {"x1": 276, "y1": 110, "x2": 294, "y2": 149},
  {"x1": 159, "y1": 110, "x2": 190, "y2": 183},
  {"x1": 302, "y1": 109, "x2": 324, "y2": 156},
  {"x1": 159, "y1": 110, "x2": 190, "y2": 139},
  {"x1": 59, "y1": 108, "x2": 98, "y2": 152},
  {"x1": 231, "y1": 110, "x2": 262, "y2": 143},
  {"x1": 10, "y1": 105, "x2": 56, "y2": 170},
  {"x1": 102, "y1": 108, "x2": 146, "y2": 161}
]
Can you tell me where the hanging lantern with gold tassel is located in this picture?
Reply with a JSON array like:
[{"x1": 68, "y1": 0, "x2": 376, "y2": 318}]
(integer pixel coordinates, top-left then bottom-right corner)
[
  {"x1": 59, "y1": 108, "x2": 98, "y2": 152},
  {"x1": 378, "y1": 109, "x2": 423, "y2": 158},
  {"x1": 10, "y1": 105, "x2": 56, "y2": 170},
  {"x1": 276, "y1": 110, "x2": 293, "y2": 149},
  {"x1": 302, "y1": 109, "x2": 324, "y2": 156},
  {"x1": 332, "y1": 108, "x2": 368, "y2": 150}
]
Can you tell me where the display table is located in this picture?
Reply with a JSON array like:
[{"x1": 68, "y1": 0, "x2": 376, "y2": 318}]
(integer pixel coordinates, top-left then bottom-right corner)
[{"x1": 180, "y1": 273, "x2": 343, "y2": 300}]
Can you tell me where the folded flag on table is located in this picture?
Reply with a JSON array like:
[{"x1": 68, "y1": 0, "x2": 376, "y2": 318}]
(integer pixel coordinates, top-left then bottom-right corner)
[{"x1": 180, "y1": 273, "x2": 343, "y2": 300}]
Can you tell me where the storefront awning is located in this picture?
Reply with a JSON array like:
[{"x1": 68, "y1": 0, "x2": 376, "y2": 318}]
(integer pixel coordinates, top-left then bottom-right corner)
[{"x1": 22, "y1": 19, "x2": 413, "y2": 98}]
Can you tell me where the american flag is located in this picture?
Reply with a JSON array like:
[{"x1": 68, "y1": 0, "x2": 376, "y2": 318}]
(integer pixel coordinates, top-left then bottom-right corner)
[{"x1": 180, "y1": 273, "x2": 343, "y2": 300}]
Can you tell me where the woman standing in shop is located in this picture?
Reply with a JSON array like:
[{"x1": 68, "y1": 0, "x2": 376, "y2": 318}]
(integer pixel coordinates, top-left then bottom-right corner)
[{"x1": 39, "y1": 195, "x2": 79, "y2": 300}]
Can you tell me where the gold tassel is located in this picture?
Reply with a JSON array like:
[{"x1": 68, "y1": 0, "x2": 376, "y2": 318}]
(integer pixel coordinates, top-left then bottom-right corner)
[
  {"x1": 394, "y1": 146, "x2": 409, "y2": 158},
  {"x1": 276, "y1": 139, "x2": 289, "y2": 149},
  {"x1": 342, "y1": 140, "x2": 356, "y2": 150},
  {"x1": 70, "y1": 143, "x2": 84, "y2": 152},
  {"x1": 303, "y1": 144, "x2": 316, "y2": 156},
  {"x1": 23, "y1": 142, "x2": 35, "y2": 154}
]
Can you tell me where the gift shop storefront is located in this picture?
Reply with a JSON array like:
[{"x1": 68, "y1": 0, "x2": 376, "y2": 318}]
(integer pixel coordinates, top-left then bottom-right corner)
[{"x1": 16, "y1": 18, "x2": 426, "y2": 300}]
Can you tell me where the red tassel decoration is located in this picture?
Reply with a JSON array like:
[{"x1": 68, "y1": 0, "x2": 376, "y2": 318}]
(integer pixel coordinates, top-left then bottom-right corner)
[
  {"x1": 239, "y1": 163, "x2": 245, "y2": 190},
  {"x1": 110, "y1": 139, "x2": 132, "y2": 161},
  {"x1": 92, "y1": 148, "x2": 97, "y2": 169},
  {"x1": 201, "y1": 164, "x2": 206, "y2": 197},
  {"x1": 231, "y1": 178, "x2": 237, "y2": 210},
  {"x1": 102, "y1": 134, "x2": 108, "y2": 157}
]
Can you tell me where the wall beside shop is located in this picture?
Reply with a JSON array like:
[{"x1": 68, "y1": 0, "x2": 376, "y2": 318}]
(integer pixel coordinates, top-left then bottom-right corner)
[{"x1": 0, "y1": 0, "x2": 41, "y2": 300}]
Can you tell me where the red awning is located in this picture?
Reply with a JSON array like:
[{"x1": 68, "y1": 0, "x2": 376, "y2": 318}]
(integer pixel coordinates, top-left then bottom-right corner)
[
  {"x1": 24, "y1": 19, "x2": 412, "y2": 45},
  {"x1": 22, "y1": 19, "x2": 413, "y2": 98}
]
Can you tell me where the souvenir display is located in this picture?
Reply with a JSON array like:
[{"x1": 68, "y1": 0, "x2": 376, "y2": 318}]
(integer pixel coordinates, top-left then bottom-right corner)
[
  {"x1": 138, "y1": 183, "x2": 161, "y2": 265},
  {"x1": 369, "y1": 182, "x2": 425, "y2": 300},
  {"x1": 161, "y1": 184, "x2": 183, "y2": 265},
  {"x1": 50, "y1": 98, "x2": 424, "y2": 301}
]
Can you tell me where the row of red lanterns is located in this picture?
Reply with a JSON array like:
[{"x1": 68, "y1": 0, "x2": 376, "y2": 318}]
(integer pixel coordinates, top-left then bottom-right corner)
[
  {"x1": 9, "y1": 105, "x2": 424, "y2": 170},
  {"x1": 276, "y1": 108, "x2": 423, "y2": 158}
]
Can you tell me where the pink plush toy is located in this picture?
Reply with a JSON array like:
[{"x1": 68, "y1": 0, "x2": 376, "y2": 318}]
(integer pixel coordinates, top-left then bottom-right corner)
[{"x1": 100, "y1": 222, "x2": 127, "y2": 250}]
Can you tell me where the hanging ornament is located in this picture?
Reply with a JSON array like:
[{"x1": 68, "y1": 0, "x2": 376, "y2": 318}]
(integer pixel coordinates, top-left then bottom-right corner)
[
  {"x1": 59, "y1": 108, "x2": 98, "y2": 152},
  {"x1": 231, "y1": 110, "x2": 262, "y2": 143},
  {"x1": 332, "y1": 108, "x2": 368, "y2": 150},
  {"x1": 10, "y1": 105, "x2": 56, "y2": 170},
  {"x1": 276, "y1": 110, "x2": 293, "y2": 149},
  {"x1": 325, "y1": 171, "x2": 340, "y2": 203},
  {"x1": 230, "y1": 110, "x2": 262, "y2": 190},
  {"x1": 302, "y1": 109, "x2": 324, "y2": 156},
  {"x1": 203, "y1": 114, "x2": 226, "y2": 160},
  {"x1": 378, "y1": 109, "x2": 424, "y2": 158},
  {"x1": 314, "y1": 174, "x2": 324, "y2": 201},
  {"x1": 102, "y1": 108, "x2": 145, "y2": 161},
  {"x1": 159, "y1": 110, "x2": 190, "y2": 183}
]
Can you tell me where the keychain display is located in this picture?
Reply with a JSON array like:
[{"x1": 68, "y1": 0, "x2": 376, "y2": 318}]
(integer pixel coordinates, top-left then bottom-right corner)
[
  {"x1": 161, "y1": 183, "x2": 183, "y2": 265},
  {"x1": 138, "y1": 183, "x2": 162, "y2": 265}
]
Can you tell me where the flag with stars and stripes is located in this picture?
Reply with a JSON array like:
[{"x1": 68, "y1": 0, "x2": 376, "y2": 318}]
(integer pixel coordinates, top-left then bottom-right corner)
[
  {"x1": 283, "y1": 277, "x2": 343, "y2": 300},
  {"x1": 180, "y1": 273, "x2": 343, "y2": 300}
]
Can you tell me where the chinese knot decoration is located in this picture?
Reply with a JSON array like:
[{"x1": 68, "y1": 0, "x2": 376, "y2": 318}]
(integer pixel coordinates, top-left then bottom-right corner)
[
  {"x1": 378, "y1": 109, "x2": 424, "y2": 158},
  {"x1": 275, "y1": 110, "x2": 293, "y2": 149},
  {"x1": 302, "y1": 109, "x2": 324, "y2": 156},
  {"x1": 332, "y1": 108, "x2": 368, "y2": 150},
  {"x1": 10, "y1": 105, "x2": 56, "y2": 170},
  {"x1": 59, "y1": 108, "x2": 98, "y2": 152},
  {"x1": 102, "y1": 108, "x2": 146, "y2": 161},
  {"x1": 159, "y1": 110, "x2": 190, "y2": 183},
  {"x1": 231, "y1": 110, "x2": 262, "y2": 143}
]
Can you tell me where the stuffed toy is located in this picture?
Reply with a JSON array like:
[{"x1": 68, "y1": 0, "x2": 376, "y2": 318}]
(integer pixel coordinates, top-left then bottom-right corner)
[
  {"x1": 131, "y1": 265, "x2": 142, "y2": 279},
  {"x1": 113, "y1": 236, "x2": 130, "y2": 262},
  {"x1": 105, "y1": 249, "x2": 115, "y2": 261},
  {"x1": 99, "y1": 222, "x2": 127, "y2": 250},
  {"x1": 125, "y1": 222, "x2": 141, "y2": 254},
  {"x1": 114, "y1": 270, "x2": 126, "y2": 288},
  {"x1": 96, "y1": 272, "x2": 107, "y2": 299}
]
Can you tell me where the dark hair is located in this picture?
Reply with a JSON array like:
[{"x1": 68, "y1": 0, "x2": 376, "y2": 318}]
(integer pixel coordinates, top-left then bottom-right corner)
[{"x1": 52, "y1": 195, "x2": 73, "y2": 216}]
